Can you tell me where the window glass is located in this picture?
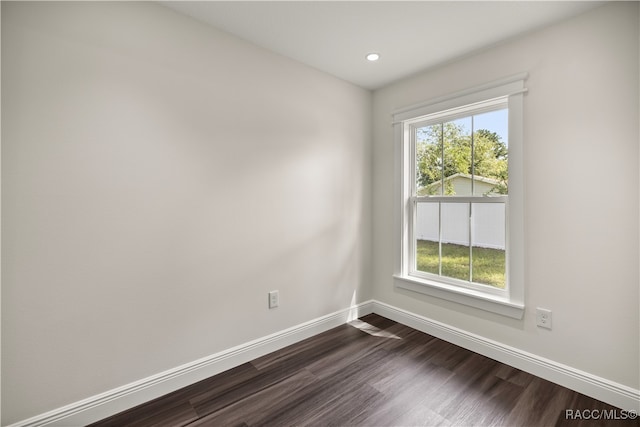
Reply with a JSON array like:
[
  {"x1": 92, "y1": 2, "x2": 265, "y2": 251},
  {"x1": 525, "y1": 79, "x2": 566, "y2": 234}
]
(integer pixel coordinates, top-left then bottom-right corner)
[
  {"x1": 412, "y1": 108, "x2": 508, "y2": 289},
  {"x1": 443, "y1": 117, "x2": 472, "y2": 196},
  {"x1": 416, "y1": 125, "x2": 442, "y2": 196},
  {"x1": 472, "y1": 109, "x2": 509, "y2": 195},
  {"x1": 440, "y1": 202, "x2": 470, "y2": 281},
  {"x1": 415, "y1": 109, "x2": 508, "y2": 198},
  {"x1": 471, "y1": 203, "x2": 506, "y2": 288},
  {"x1": 415, "y1": 202, "x2": 440, "y2": 275}
]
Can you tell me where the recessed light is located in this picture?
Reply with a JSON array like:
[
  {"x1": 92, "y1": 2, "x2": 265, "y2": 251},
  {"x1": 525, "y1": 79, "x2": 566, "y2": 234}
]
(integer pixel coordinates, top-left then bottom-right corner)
[{"x1": 365, "y1": 53, "x2": 380, "y2": 62}]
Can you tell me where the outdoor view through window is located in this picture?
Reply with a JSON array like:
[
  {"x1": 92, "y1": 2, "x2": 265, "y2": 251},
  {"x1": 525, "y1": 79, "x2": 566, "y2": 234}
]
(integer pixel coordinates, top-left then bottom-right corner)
[{"x1": 413, "y1": 108, "x2": 508, "y2": 288}]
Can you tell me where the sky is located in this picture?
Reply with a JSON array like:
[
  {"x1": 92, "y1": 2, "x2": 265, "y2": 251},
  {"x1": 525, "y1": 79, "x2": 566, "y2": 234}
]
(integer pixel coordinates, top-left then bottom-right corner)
[
  {"x1": 445, "y1": 108, "x2": 508, "y2": 145},
  {"x1": 473, "y1": 108, "x2": 508, "y2": 145},
  {"x1": 415, "y1": 107, "x2": 509, "y2": 146}
]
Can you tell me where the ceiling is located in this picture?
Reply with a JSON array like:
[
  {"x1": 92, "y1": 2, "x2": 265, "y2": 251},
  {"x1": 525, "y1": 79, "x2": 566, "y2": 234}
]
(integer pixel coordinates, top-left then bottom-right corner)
[{"x1": 162, "y1": 1, "x2": 603, "y2": 90}]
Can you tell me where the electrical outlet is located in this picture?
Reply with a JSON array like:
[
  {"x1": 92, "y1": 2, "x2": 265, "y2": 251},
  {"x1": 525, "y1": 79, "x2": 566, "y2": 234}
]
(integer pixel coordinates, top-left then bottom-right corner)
[
  {"x1": 536, "y1": 308, "x2": 552, "y2": 329},
  {"x1": 268, "y1": 290, "x2": 279, "y2": 309}
]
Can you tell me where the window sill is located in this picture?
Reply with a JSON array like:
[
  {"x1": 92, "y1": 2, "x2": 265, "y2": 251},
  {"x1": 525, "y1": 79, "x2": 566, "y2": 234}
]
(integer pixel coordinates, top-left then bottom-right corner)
[{"x1": 393, "y1": 274, "x2": 524, "y2": 319}]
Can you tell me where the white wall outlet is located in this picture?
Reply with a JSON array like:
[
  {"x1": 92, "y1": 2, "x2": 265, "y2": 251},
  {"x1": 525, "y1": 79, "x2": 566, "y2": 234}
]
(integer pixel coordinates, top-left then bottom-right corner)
[
  {"x1": 268, "y1": 290, "x2": 279, "y2": 309},
  {"x1": 536, "y1": 308, "x2": 552, "y2": 329}
]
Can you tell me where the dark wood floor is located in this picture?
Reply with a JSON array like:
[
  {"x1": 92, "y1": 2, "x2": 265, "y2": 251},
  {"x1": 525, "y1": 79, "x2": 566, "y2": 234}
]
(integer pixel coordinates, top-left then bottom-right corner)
[{"x1": 90, "y1": 314, "x2": 637, "y2": 427}]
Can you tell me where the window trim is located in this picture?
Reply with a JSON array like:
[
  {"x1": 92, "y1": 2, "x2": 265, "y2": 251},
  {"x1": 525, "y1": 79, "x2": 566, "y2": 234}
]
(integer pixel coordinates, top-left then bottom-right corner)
[{"x1": 393, "y1": 74, "x2": 527, "y2": 319}]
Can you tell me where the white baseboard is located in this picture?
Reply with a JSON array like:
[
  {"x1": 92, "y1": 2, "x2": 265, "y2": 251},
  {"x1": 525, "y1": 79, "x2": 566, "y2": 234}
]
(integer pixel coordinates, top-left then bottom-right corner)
[
  {"x1": 7, "y1": 301, "x2": 375, "y2": 427},
  {"x1": 371, "y1": 300, "x2": 640, "y2": 413},
  {"x1": 8, "y1": 299, "x2": 638, "y2": 426}
]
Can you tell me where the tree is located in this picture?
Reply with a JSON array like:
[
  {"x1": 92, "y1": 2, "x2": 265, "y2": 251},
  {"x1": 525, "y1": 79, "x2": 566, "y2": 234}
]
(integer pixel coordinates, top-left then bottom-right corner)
[{"x1": 416, "y1": 123, "x2": 508, "y2": 195}]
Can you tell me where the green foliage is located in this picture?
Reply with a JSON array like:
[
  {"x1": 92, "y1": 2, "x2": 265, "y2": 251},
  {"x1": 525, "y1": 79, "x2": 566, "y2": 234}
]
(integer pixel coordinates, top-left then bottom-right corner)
[
  {"x1": 416, "y1": 240, "x2": 506, "y2": 288},
  {"x1": 416, "y1": 122, "x2": 508, "y2": 195}
]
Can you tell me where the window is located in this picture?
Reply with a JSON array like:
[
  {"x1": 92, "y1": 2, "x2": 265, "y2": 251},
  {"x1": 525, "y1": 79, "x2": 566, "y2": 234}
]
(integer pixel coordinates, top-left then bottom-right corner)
[{"x1": 393, "y1": 74, "x2": 526, "y2": 319}]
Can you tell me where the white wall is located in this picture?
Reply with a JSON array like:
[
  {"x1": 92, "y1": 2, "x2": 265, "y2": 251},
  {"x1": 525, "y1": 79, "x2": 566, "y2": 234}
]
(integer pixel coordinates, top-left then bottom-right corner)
[
  {"x1": 373, "y1": 1, "x2": 639, "y2": 391},
  {"x1": 1, "y1": 2, "x2": 371, "y2": 424}
]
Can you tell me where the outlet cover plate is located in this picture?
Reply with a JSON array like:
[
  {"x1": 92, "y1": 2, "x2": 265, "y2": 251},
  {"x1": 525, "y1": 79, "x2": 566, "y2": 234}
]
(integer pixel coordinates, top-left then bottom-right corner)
[
  {"x1": 536, "y1": 307, "x2": 552, "y2": 329},
  {"x1": 268, "y1": 290, "x2": 279, "y2": 309}
]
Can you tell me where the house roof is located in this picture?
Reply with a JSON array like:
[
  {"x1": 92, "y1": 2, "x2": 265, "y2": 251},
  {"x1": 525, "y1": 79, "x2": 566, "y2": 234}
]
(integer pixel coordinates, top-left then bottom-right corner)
[
  {"x1": 427, "y1": 173, "x2": 500, "y2": 188},
  {"x1": 420, "y1": 173, "x2": 501, "y2": 196}
]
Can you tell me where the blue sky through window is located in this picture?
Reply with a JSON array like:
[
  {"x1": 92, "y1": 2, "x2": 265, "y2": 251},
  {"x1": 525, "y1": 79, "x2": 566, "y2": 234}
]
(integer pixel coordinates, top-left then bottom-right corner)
[
  {"x1": 473, "y1": 109, "x2": 508, "y2": 145},
  {"x1": 448, "y1": 108, "x2": 508, "y2": 145},
  {"x1": 415, "y1": 108, "x2": 508, "y2": 146}
]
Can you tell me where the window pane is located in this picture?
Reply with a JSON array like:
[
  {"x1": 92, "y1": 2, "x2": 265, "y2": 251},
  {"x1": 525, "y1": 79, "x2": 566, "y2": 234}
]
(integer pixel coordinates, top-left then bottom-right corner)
[
  {"x1": 441, "y1": 203, "x2": 470, "y2": 281},
  {"x1": 415, "y1": 203, "x2": 439, "y2": 275},
  {"x1": 472, "y1": 109, "x2": 508, "y2": 195},
  {"x1": 415, "y1": 125, "x2": 442, "y2": 196},
  {"x1": 411, "y1": 108, "x2": 510, "y2": 289},
  {"x1": 443, "y1": 117, "x2": 472, "y2": 196},
  {"x1": 415, "y1": 202, "x2": 507, "y2": 288},
  {"x1": 471, "y1": 203, "x2": 506, "y2": 288}
]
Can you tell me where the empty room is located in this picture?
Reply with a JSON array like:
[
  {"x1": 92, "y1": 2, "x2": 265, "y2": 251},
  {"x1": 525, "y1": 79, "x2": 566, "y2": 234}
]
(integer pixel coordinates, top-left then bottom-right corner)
[{"x1": 2, "y1": 1, "x2": 639, "y2": 426}]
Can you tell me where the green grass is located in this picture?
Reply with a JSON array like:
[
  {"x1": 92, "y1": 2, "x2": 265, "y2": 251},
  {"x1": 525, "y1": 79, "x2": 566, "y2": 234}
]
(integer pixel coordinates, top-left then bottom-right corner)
[{"x1": 416, "y1": 240, "x2": 505, "y2": 288}]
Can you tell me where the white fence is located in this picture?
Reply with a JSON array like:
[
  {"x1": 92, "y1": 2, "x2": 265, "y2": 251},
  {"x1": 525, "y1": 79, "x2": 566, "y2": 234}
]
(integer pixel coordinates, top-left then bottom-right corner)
[{"x1": 416, "y1": 203, "x2": 505, "y2": 250}]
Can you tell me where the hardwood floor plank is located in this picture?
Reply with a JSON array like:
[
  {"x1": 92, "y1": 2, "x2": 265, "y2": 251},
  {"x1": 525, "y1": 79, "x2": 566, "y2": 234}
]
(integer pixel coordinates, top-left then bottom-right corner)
[
  {"x1": 354, "y1": 362, "x2": 454, "y2": 426},
  {"x1": 353, "y1": 400, "x2": 454, "y2": 427},
  {"x1": 254, "y1": 353, "x2": 390, "y2": 426},
  {"x1": 187, "y1": 369, "x2": 320, "y2": 426},
  {"x1": 88, "y1": 363, "x2": 260, "y2": 427},
  {"x1": 123, "y1": 402, "x2": 198, "y2": 427},
  {"x1": 494, "y1": 363, "x2": 535, "y2": 388},
  {"x1": 190, "y1": 363, "x2": 306, "y2": 417},
  {"x1": 260, "y1": 381, "x2": 384, "y2": 427},
  {"x1": 502, "y1": 376, "x2": 575, "y2": 426},
  {"x1": 249, "y1": 324, "x2": 366, "y2": 372},
  {"x1": 303, "y1": 331, "x2": 397, "y2": 380},
  {"x1": 90, "y1": 314, "x2": 635, "y2": 427},
  {"x1": 442, "y1": 365, "x2": 525, "y2": 426},
  {"x1": 183, "y1": 362, "x2": 262, "y2": 407}
]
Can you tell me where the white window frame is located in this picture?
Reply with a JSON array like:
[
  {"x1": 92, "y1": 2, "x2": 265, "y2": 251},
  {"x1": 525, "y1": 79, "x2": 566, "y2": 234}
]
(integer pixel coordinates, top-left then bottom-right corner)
[{"x1": 393, "y1": 73, "x2": 527, "y2": 319}]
